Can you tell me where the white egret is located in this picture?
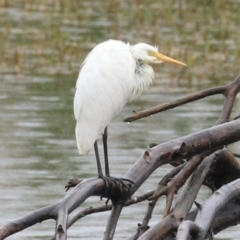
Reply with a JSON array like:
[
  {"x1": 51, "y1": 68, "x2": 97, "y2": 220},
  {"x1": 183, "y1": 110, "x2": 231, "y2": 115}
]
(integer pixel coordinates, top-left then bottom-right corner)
[{"x1": 74, "y1": 39, "x2": 186, "y2": 195}]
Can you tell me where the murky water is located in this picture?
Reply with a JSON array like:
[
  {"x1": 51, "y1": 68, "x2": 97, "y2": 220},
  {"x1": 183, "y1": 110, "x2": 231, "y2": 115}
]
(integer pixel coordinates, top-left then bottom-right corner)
[{"x1": 0, "y1": 1, "x2": 240, "y2": 239}]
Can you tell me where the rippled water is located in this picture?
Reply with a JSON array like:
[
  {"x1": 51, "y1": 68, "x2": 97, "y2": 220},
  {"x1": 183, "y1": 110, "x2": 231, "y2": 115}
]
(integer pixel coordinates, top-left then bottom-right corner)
[{"x1": 0, "y1": 1, "x2": 240, "y2": 239}]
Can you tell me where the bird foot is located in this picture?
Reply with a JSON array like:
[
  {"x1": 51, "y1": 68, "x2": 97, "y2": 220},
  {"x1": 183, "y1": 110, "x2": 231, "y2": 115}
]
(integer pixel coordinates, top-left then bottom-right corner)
[{"x1": 99, "y1": 175, "x2": 134, "y2": 204}]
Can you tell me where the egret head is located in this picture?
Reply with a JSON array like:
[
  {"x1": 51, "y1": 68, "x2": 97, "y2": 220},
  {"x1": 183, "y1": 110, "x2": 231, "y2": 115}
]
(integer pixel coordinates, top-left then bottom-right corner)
[{"x1": 132, "y1": 43, "x2": 187, "y2": 67}]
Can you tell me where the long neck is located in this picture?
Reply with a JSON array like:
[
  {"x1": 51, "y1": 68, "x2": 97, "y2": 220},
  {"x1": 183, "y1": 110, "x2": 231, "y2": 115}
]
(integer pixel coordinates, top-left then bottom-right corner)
[{"x1": 128, "y1": 60, "x2": 154, "y2": 101}]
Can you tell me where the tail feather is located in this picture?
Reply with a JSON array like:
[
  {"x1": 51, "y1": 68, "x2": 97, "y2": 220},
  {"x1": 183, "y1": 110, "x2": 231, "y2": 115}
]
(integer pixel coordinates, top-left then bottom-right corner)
[{"x1": 75, "y1": 121, "x2": 98, "y2": 155}]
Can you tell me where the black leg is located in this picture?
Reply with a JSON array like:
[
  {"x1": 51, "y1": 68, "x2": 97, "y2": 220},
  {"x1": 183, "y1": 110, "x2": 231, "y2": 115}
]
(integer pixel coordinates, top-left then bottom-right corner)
[
  {"x1": 94, "y1": 141, "x2": 103, "y2": 177},
  {"x1": 94, "y1": 131, "x2": 133, "y2": 203},
  {"x1": 102, "y1": 127, "x2": 110, "y2": 176},
  {"x1": 66, "y1": 138, "x2": 133, "y2": 196}
]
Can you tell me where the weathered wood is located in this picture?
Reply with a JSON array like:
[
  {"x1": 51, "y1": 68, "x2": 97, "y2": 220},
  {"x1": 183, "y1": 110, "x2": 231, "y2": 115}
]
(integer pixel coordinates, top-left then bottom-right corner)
[
  {"x1": 138, "y1": 151, "x2": 217, "y2": 240},
  {"x1": 124, "y1": 74, "x2": 240, "y2": 123},
  {"x1": 176, "y1": 179, "x2": 240, "y2": 240},
  {"x1": 124, "y1": 119, "x2": 240, "y2": 193},
  {"x1": 0, "y1": 179, "x2": 105, "y2": 239}
]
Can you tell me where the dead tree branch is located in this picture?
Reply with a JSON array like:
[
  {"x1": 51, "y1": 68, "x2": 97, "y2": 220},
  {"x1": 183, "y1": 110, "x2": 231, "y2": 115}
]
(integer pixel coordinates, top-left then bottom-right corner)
[
  {"x1": 126, "y1": 163, "x2": 187, "y2": 239},
  {"x1": 122, "y1": 72, "x2": 240, "y2": 239},
  {"x1": 1, "y1": 119, "x2": 240, "y2": 239},
  {"x1": 138, "y1": 151, "x2": 218, "y2": 240},
  {"x1": 104, "y1": 117, "x2": 240, "y2": 240},
  {"x1": 148, "y1": 153, "x2": 209, "y2": 216},
  {"x1": 0, "y1": 178, "x2": 105, "y2": 239},
  {"x1": 138, "y1": 72, "x2": 240, "y2": 235},
  {"x1": 124, "y1": 74, "x2": 240, "y2": 123},
  {"x1": 66, "y1": 190, "x2": 154, "y2": 230}
]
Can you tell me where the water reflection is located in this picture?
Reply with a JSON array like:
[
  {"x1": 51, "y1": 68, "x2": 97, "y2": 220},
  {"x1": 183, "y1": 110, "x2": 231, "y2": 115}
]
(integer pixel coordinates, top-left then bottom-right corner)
[{"x1": 0, "y1": 1, "x2": 240, "y2": 239}]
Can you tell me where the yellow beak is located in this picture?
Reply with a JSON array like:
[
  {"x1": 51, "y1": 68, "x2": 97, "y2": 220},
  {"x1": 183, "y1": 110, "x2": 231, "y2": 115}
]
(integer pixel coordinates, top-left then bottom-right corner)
[{"x1": 151, "y1": 51, "x2": 187, "y2": 67}]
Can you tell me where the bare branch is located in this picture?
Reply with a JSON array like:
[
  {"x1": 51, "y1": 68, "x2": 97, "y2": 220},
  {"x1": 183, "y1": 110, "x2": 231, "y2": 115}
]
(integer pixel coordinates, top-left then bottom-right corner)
[
  {"x1": 0, "y1": 178, "x2": 105, "y2": 239},
  {"x1": 138, "y1": 151, "x2": 218, "y2": 240},
  {"x1": 124, "y1": 74, "x2": 240, "y2": 123}
]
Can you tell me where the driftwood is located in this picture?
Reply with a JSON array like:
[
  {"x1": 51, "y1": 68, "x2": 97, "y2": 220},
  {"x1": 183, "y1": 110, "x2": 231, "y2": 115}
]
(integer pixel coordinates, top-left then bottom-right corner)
[{"x1": 1, "y1": 75, "x2": 240, "y2": 240}]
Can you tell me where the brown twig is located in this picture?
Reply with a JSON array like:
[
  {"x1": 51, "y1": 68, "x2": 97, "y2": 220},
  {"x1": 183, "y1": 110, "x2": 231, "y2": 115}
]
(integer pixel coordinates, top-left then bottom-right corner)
[
  {"x1": 127, "y1": 163, "x2": 187, "y2": 239},
  {"x1": 148, "y1": 155, "x2": 206, "y2": 213},
  {"x1": 124, "y1": 74, "x2": 240, "y2": 123}
]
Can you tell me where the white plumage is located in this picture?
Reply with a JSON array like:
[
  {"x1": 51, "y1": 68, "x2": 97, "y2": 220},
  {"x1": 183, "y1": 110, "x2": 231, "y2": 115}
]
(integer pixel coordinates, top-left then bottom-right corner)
[{"x1": 74, "y1": 40, "x2": 186, "y2": 155}]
